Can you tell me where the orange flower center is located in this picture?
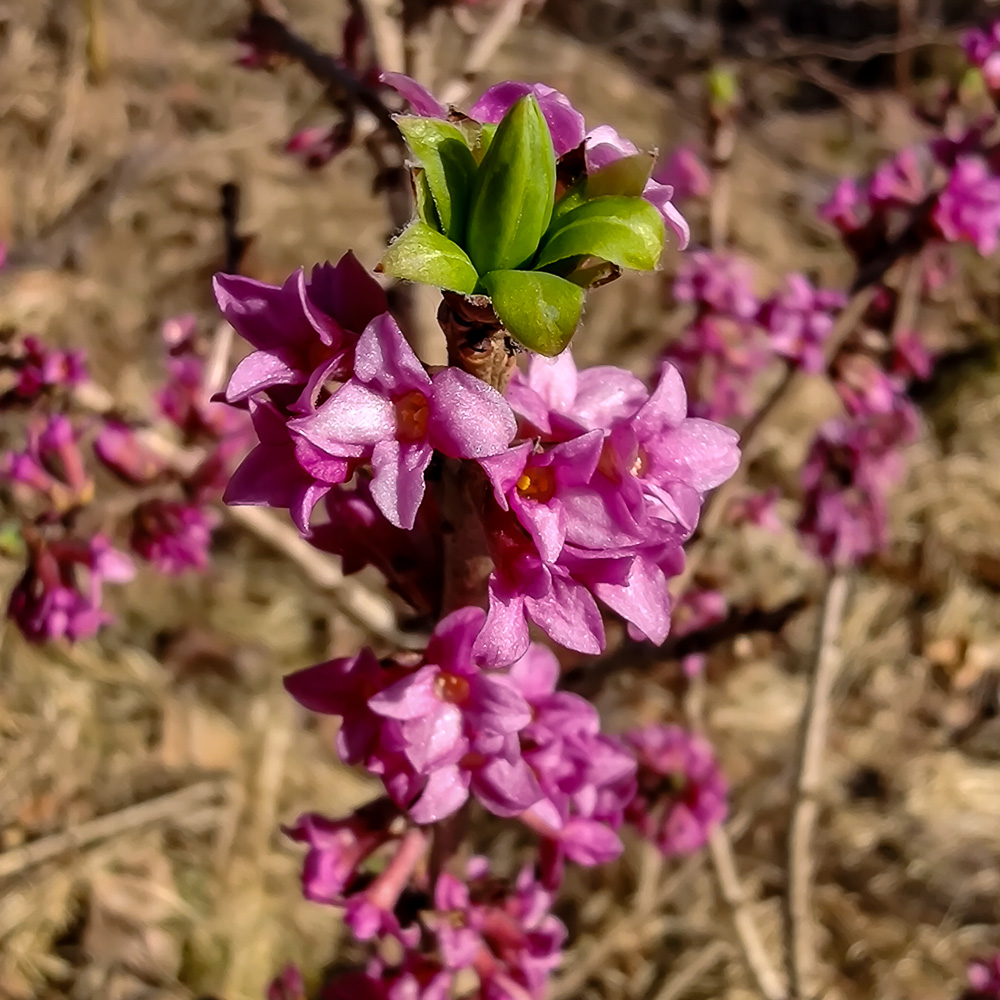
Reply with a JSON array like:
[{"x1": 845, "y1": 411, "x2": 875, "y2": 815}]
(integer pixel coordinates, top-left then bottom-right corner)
[
  {"x1": 516, "y1": 465, "x2": 555, "y2": 503},
  {"x1": 434, "y1": 672, "x2": 470, "y2": 704},
  {"x1": 394, "y1": 391, "x2": 430, "y2": 442}
]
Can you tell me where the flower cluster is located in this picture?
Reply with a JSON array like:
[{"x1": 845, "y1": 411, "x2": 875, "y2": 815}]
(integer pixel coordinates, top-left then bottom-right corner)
[
  {"x1": 665, "y1": 250, "x2": 844, "y2": 422},
  {"x1": 624, "y1": 724, "x2": 728, "y2": 857},
  {"x1": 212, "y1": 73, "x2": 741, "y2": 1000},
  {"x1": 1, "y1": 318, "x2": 249, "y2": 641},
  {"x1": 280, "y1": 829, "x2": 566, "y2": 1000}
]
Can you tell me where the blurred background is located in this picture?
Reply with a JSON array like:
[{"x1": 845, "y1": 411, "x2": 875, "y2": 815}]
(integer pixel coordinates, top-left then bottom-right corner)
[{"x1": 2, "y1": 1, "x2": 1000, "y2": 998}]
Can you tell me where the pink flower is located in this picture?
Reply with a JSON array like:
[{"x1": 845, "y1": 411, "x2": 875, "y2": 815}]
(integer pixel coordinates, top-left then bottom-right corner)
[
  {"x1": 624, "y1": 724, "x2": 728, "y2": 856},
  {"x1": 758, "y1": 274, "x2": 845, "y2": 374},
  {"x1": 7, "y1": 335, "x2": 87, "y2": 402},
  {"x1": 289, "y1": 313, "x2": 516, "y2": 529},
  {"x1": 933, "y1": 156, "x2": 1000, "y2": 256},
  {"x1": 129, "y1": 499, "x2": 218, "y2": 574},
  {"x1": 7, "y1": 534, "x2": 134, "y2": 643},
  {"x1": 654, "y1": 145, "x2": 711, "y2": 202},
  {"x1": 93, "y1": 422, "x2": 167, "y2": 486},
  {"x1": 224, "y1": 398, "x2": 357, "y2": 534},
  {"x1": 4, "y1": 415, "x2": 93, "y2": 513},
  {"x1": 508, "y1": 644, "x2": 637, "y2": 882},
  {"x1": 216, "y1": 254, "x2": 387, "y2": 409}
]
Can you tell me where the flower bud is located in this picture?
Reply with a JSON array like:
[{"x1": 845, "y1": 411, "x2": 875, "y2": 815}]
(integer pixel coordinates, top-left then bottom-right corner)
[{"x1": 465, "y1": 94, "x2": 556, "y2": 274}]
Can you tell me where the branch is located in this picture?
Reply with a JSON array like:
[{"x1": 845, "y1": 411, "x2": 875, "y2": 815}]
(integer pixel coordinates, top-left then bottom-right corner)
[
  {"x1": 439, "y1": 0, "x2": 537, "y2": 107},
  {"x1": 565, "y1": 596, "x2": 809, "y2": 697},
  {"x1": 246, "y1": 3, "x2": 401, "y2": 137},
  {"x1": 783, "y1": 568, "x2": 851, "y2": 999},
  {"x1": 685, "y1": 676, "x2": 787, "y2": 1000},
  {"x1": 0, "y1": 779, "x2": 228, "y2": 880}
]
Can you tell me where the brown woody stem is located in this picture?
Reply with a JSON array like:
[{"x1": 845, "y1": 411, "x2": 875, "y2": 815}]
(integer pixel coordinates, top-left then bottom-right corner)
[{"x1": 434, "y1": 293, "x2": 519, "y2": 615}]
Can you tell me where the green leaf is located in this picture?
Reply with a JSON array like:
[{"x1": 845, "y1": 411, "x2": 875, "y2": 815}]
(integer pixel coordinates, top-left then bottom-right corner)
[
  {"x1": 412, "y1": 167, "x2": 442, "y2": 231},
  {"x1": 550, "y1": 153, "x2": 654, "y2": 227},
  {"x1": 480, "y1": 269, "x2": 584, "y2": 357},
  {"x1": 396, "y1": 116, "x2": 478, "y2": 244},
  {"x1": 380, "y1": 221, "x2": 479, "y2": 293},
  {"x1": 535, "y1": 196, "x2": 664, "y2": 272},
  {"x1": 585, "y1": 152, "x2": 655, "y2": 199},
  {"x1": 466, "y1": 95, "x2": 557, "y2": 274}
]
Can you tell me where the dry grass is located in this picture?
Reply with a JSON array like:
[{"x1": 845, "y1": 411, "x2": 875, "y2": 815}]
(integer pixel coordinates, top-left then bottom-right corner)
[{"x1": 1, "y1": 2, "x2": 999, "y2": 999}]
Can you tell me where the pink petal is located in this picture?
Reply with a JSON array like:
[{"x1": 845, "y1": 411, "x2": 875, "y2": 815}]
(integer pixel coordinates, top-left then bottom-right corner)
[
  {"x1": 370, "y1": 438, "x2": 433, "y2": 529},
  {"x1": 428, "y1": 368, "x2": 517, "y2": 458}
]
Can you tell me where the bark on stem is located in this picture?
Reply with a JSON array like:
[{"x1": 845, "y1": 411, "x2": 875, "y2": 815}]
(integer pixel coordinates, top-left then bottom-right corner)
[{"x1": 434, "y1": 293, "x2": 519, "y2": 615}]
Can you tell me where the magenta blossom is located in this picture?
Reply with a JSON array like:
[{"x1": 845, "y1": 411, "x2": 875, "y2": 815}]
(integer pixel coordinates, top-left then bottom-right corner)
[
  {"x1": 964, "y1": 21, "x2": 1000, "y2": 89},
  {"x1": 624, "y1": 724, "x2": 728, "y2": 856},
  {"x1": 285, "y1": 610, "x2": 542, "y2": 825},
  {"x1": 758, "y1": 274, "x2": 846, "y2": 374},
  {"x1": 224, "y1": 398, "x2": 358, "y2": 534},
  {"x1": 4, "y1": 415, "x2": 93, "y2": 514},
  {"x1": 289, "y1": 312, "x2": 516, "y2": 529},
  {"x1": 932, "y1": 156, "x2": 1000, "y2": 256},
  {"x1": 967, "y1": 954, "x2": 1000, "y2": 1000},
  {"x1": 6, "y1": 335, "x2": 87, "y2": 402},
  {"x1": 129, "y1": 499, "x2": 218, "y2": 574},
  {"x1": 216, "y1": 253, "x2": 387, "y2": 409},
  {"x1": 93, "y1": 421, "x2": 167, "y2": 486},
  {"x1": 429, "y1": 859, "x2": 567, "y2": 997},
  {"x1": 7, "y1": 534, "x2": 134, "y2": 643}
]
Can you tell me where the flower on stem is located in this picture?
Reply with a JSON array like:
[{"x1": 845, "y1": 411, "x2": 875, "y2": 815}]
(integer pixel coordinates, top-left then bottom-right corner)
[
  {"x1": 215, "y1": 254, "x2": 386, "y2": 409},
  {"x1": 758, "y1": 274, "x2": 846, "y2": 374},
  {"x1": 932, "y1": 156, "x2": 1000, "y2": 255},
  {"x1": 475, "y1": 356, "x2": 739, "y2": 664},
  {"x1": 93, "y1": 421, "x2": 167, "y2": 486},
  {"x1": 624, "y1": 724, "x2": 728, "y2": 856},
  {"x1": 129, "y1": 499, "x2": 218, "y2": 574},
  {"x1": 4, "y1": 335, "x2": 87, "y2": 403},
  {"x1": 285, "y1": 609, "x2": 542, "y2": 824},
  {"x1": 506, "y1": 643, "x2": 637, "y2": 884},
  {"x1": 4, "y1": 416, "x2": 94, "y2": 514},
  {"x1": 7, "y1": 534, "x2": 134, "y2": 643},
  {"x1": 289, "y1": 312, "x2": 516, "y2": 529}
]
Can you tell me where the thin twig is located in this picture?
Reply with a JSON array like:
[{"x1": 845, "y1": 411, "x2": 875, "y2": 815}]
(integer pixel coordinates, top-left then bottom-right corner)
[
  {"x1": 783, "y1": 568, "x2": 850, "y2": 1000},
  {"x1": 705, "y1": 826, "x2": 786, "y2": 1000},
  {"x1": 227, "y1": 505, "x2": 423, "y2": 649},
  {"x1": 0, "y1": 779, "x2": 228, "y2": 881},
  {"x1": 566, "y1": 596, "x2": 809, "y2": 697},
  {"x1": 357, "y1": 0, "x2": 406, "y2": 73},
  {"x1": 439, "y1": 0, "x2": 535, "y2": 106},
  {"x1": 652, "y1": 940, "x2": 730, "y2": 1000},
  {"x1": 685, "y1": 676, "x2": 787, "y2": 1000},
  {"x1": 247, "y1": 3, "x2": 401, "y2": 136}
]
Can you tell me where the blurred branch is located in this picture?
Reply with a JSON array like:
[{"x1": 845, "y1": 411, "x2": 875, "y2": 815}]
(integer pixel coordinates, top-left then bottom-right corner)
[
  {"x1": 566, "y1": 596, "x2": 809, "y2": 697},
  {"x1": 783, "y1": 568, "x2": 851, "y2": 999},
  {"x1": 439, "y1": 0, "x2": 538, "y2": 106},
  {"x1": 0, "y1": 778, "x2": 229, "y2": 880},
  {"x1": 246, "y1": 1, "x2": 401, "y2": 136},
  {"x1": 685, "y1": 675, "x2": 787, "y2": 1000}
]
